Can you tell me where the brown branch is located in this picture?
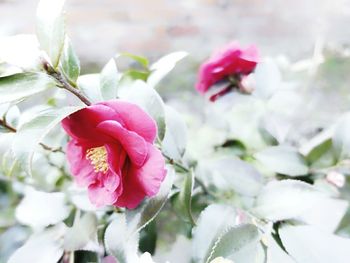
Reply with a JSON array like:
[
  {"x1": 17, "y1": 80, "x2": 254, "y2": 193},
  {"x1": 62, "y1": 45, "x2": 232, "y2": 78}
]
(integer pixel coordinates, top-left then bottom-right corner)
[
  {"x1": 162, "y1": 152, "x2": 216, "y2": 198},
  {"x1": 0, "y1": 118, "x2": 64, "y2": 153},
  {"x1": 0, "y1": 119, "x2": 16, "y2": 132},
  {"x1": 43, "y1": 61, "x2": 92, "y2": 106}
]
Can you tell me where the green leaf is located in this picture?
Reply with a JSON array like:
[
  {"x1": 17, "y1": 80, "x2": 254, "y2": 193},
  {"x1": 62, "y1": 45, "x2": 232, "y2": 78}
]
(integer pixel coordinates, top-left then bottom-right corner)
[
  {"x1": 126, "y1": 165, "x2": 175, "y2": 233},
  {"x1": 174, "y1": 170, "x2": 195, "y2": 225},
  {"x1": 198, "y1": 157, "x2": 263, "y2": 197},
  {"x1": 12, "y1": 106, "x2": 82, "y2": 175},
  {"x1": 122, "y1": 69, "x2": 149, "y2": 81},
  {"x1": 0, "y1": 34, "x2": 42, "y2": 71},
  {"x1": 192, "y1": 204, "x2": 237, "y2": 263},
  {"x1": 298, "y1": 198, "x2": 348, "y2": 233},
  {"x1": 100, "y1": 58, "x2": 119, "y2": 100},
  {"x1": 8, "y1": 224, "x2": 66, "y2": 263},
  {"x1": 147, "y1": 51, "x2": 188, "y2": 88},
  {"x1": 253, "y1": 59, "x2": 282, "y2": 100},
  {"x1": 15, "y1": 188, "x2": 70, "y2": 228},
  {"x1": 77, "y1": 74, "x2": 103, "y2": 103},
  {"x1": 333, "y1": 112, "x2": 350, "y2": 160},
  {"x1": 267, "y1": 235, "x2": 296, "y2": 263},
  {"x1": 206, "y1": 224, "x2": 260, "y2": 263},
  {"x1": 104, "y1": 214, "x2": 139, "y2": 263},
  {"x1": 138, "y1": 220, "x2": 157, "y2": 254},
  {"x1": 253, "y1": 180, "x2": 329, "y2": 221},
  {"x1": 118, "y1": 80, "x2": 166, "y2": 140},
  {"x1": 64, "y1": 212, "x2": 98, "y2": 251},
  {"x1": 162, "y1": 105, "x2": 187, "y2": 160},
  {"x1": 259, "y1": 113, "x2": 290, "y2": 145},
  {"x1": 254, "y1": 146, "x2": 309, "y2": 176},
  {"x1": 118, "y1": 52, "x2": 149, "y2": 69},
  {"x1": 60, "y1": 37, "x2": 80, "y2": 84},
  {"x1": 74, "y1": 251, "x2": 99, "y2": 263},
  {"x1": 300, "y1": 128, "x2": 335, "y2": 166},
  {"x1": 36, "y1": 0, "x2": 66, "y2": 68},
  {"x1": 280, "y1": 225, "x2": 350, "y2": 263},
  {"x1": 0, "y1": 73, "x2": 57, "y2": 105}
]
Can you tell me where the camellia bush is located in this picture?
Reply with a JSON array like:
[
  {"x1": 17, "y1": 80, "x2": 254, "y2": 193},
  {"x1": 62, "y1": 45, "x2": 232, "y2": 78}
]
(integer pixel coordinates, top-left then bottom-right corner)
[{"x1": 1, "y1": 0, "x2": 350, "y2": 263}]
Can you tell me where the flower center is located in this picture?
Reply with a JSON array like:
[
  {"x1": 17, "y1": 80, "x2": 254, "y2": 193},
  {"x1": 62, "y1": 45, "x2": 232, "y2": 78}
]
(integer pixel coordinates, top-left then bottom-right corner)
[{"x1": 86, "y1": 146, "x2": 108, "y2": 173}]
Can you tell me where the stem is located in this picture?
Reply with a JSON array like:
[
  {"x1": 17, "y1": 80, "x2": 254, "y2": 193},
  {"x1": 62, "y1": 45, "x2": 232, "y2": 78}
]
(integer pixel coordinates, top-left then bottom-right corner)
[
  {"x1": 43, "y1": 61, "x2": 92, "y2": 106},
  {"x1": 162, "y1": 152, "x2": 215, "y2": 198},
  {"x1": 51, "y1": 71, "x2": 92, "y2": 106},
  {"x1": 39, "y1": 143, "x2": 64, "y2": 153},
  {"x1": 0, "y1": 119, "x2": 16, "y2": 132},
  {"x1": 0, "y1": 118, "x2": 64, "y2": 153}
]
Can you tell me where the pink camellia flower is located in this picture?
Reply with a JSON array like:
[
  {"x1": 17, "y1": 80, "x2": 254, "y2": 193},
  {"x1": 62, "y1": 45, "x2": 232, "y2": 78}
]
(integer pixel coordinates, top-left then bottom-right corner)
[
  {"x1": 62, "y1": 100, "x2": 167, "y2": 209},
  {"x1": 195, "y1": 42, "x2": 259, "y2": 101}
]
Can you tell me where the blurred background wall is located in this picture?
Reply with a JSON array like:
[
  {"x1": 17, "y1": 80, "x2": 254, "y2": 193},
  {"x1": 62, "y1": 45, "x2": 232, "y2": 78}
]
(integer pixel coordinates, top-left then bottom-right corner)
[{"x1": 1, "y1": 0, "x2": 350, "y2": 67}]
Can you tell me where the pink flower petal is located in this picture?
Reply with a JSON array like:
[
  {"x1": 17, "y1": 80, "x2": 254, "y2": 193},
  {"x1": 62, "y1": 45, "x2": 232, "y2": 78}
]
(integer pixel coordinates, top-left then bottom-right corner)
[
  {"x1": 115, "y1": 144, "x2": 167, "y2": 209},
  {"x1": 88, "y1": 180, "x2": 119, "y2": 207},
  {"x1": 67, "y1": 140, "x2": 122, "y2": 194},
  {"x1": 100, "y1": 100, "x2": 157, "y2": 143},
  {"x1": 105, "y1": 143, "x2": 127, "y2": 177},
  {"x1": 195, "y1": 42, "x2": 259, "y2": 94},
  {"x1": 62, "y1": 104, "x2": 123, "y2": 143},
  {"x1": 103, "y1": 256, "x2": 117, "y2": 263},
  {"x1": 66, "y1": 140, "x2": 98, "y2": 187},
  {"x1": 97, "y1": 120, "x2": 148, "y2": 167}
]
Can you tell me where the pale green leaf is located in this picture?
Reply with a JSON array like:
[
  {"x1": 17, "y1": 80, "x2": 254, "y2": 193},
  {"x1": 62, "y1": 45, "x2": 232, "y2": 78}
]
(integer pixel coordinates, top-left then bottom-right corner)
[
  {"x1": 253, "y1": 180, "x2": 329, "y2": 221},
  {"x1": 15, "y1": 188, "x2": 70, "y2": 229},
  {"x1": 162, "y1": 105, "x2": 187, "y2": 160},
  {"x1": 64, "y1": 212, "x2": 98, "y2": 251},
  {"x1": 36, "y1": 0, "x2": 66, "y2": 68},
  {"x1": 254, "y1": 146, "x2": 308, "y2": 176},
  {"x1": 104, "y1": 214, "x2": 139, "y2": 263},
  {"x1": 0, "y1": 73, "x2": 57, "y2": 105},
  {"x1": 300, "y1": 127, "x2": 335, "y2": 166},
  {"x1": 267, "y1": 235, "x2": 296, "y2": 263},
  {"x1": 253, "y1": 59, "x2": 282, "y2": 100},
  {"x1": 147, "y1": 51, "x2": 188, "y2": 88},
  {"x1": 192, "y1": 204, "x2": 237, "y2": 263},
  {"x1": 207, "y1": 224, "x2": 260, "y2": 263},
  {"x1": 60, "y1": 37, "x2": 80, "y2": 84},
  {"x1": 8, "y1": 224, "x2": 66, "y2": 263},
  {"x1": 12, "y1": 106, "x2": 82, "y2": 175},
  {"x1": 280, "y1": 225, "x2": 350, "y2": 263},
  {"x1": 100, "y1": 58, "x2": 120, "y2": 100},
  {"x1": 126, "y1": 165, "x2": 175, "y2": 233},
  {"x1": 259, "y1": 113, "x2": 290, "y2": 144},
  {"x1": 118, "y1": 80, "x2": 166, "y2": 140},
  {"x1": 0, "y1": 34, "x2": 42, "y2": 71},
  {"x1": 297, "y1": 198, "x2": 348, "y2": 233},
  {"x1": 198, "y1": 157, "x2": 263, "y2": 197},
  {"x1": 333, "y1": 112, "x2": 350, "y2": 160},
  {"x1": 174, "y1": 170, "x2": 195, "y2": 225},
  {"x1": 77, "y1": 74, "x2": 103, "y2": 103},
  {"x1": 118, "y1": 52, "x2": 149, "y2": 69}
]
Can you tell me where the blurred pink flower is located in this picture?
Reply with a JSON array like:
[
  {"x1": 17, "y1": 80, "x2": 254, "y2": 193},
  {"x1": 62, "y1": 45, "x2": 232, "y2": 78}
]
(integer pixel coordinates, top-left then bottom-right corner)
[
  {"x1": 195, "y1": 42, "x2": 259, "y2": 101},
  {"x1": 326, "y1": 171, "x2": 345, "y2": 188},
  {"x1": 103, "y1": 256, "x2": 117, "y2": 263},
  {"x1": 62, "y1": 100, "x2": 167, "y2": 209}
]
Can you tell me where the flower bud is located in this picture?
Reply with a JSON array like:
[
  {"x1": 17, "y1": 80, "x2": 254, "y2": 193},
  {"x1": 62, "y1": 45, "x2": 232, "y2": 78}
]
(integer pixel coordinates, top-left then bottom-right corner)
[{"x1": 326, "y1": 171, "x2": 345, "y2": 188}]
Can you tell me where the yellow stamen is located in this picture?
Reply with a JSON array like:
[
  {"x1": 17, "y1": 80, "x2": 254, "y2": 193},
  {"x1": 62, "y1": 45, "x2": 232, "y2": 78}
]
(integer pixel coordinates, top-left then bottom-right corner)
[{"x1": 86, "y1": 146, "x2": 108, "y2": 173}]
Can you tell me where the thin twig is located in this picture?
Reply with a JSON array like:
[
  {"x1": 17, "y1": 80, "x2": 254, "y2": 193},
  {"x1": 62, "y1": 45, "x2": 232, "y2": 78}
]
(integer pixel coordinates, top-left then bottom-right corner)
[
  {"x1": 0, "y1": 119, "x2": 16, "y2": 132},
  {"x1": 39, "y1": 143, "x2": 64, "y2": 153},
  {"x1": 43, "y1": 62, "x2": 92, "y2": 106},
  {"x1": 162, "y1": 152, "x2": 215, "y2": 198},
  {"x1": 0, "y1": 118, "x2": 64, "y2": 154}
]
